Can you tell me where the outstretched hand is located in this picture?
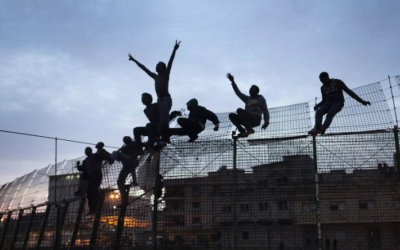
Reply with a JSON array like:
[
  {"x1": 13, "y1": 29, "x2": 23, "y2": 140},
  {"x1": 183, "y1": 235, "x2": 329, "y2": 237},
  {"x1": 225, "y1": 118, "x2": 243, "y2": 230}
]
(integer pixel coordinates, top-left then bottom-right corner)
[
  {"x1": 128, "y1": 53, "x2": 135, "y2": 61},
  {"x1": 362, "y1": 101, "x2": 371, "y2": 106},
  {"x1": 313, "y1": 105, "x2": 319, "y2": 111},
  {"x1": 227, "y1": 73, "x2": 234, "y2": 83},
  {"x1": 262, "y1": 123, "x2": 269, "y2": 130},
  {"x1": 174, "y1": 40, "x2": 181, "y2": 50},
  {"x1": 214, "y1": 124, "x2": 219, "y2": 131}
]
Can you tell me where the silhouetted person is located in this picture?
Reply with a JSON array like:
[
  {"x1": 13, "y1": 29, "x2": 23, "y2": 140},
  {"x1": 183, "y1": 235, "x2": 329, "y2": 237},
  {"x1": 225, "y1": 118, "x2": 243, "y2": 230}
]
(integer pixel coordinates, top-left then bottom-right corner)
[
  {"x1": 75, "y1": 142, "x2": 110, "y2": 197},
  {"x1": 279, "y1": 242, "x2": 284, "y2": 250},
  {"x1": 128, "y1": 40, "x2": 181, "y2": 140},
  {"x1": 110, "y1": 136, "x2": 141, "y2": 207},
  {"x1": 333, "y1": 238, "x2": 337, "y2": 250},
  {"x1": 165, "y1": 98, "x2": 219, "y2": 142},
  {"x1": 76, "y1": 147, "x2": 103, "y2": 215},
  {"x1": 133, "y1": 93, "x2": 181, "y2": 154},
  {"x1": 325, "y1": 238, "x2": 331, "y2": 250},
  {"x1": 227, "y1": 73, "x2": 269, "y2": 137},
  {"x1": 308, "y1": 72, "x2": 371, "y2": 136}
]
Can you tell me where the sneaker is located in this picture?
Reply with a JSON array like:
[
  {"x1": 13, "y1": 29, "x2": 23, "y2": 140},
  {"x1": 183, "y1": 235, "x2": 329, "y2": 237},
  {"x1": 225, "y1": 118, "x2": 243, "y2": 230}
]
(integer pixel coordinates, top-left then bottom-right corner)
[
  {"x1": 320, "y1": 126, "x2": 327, "y2": 136},
  {"x1": 238, "y1": 129, "x2": 255, "y2": 138},
  {"x1": 308, "y1": 129, "x2": 320, "y2": 136},
  {"x1": 188, "y1": 135, "x2": 198, "y2": 142}
]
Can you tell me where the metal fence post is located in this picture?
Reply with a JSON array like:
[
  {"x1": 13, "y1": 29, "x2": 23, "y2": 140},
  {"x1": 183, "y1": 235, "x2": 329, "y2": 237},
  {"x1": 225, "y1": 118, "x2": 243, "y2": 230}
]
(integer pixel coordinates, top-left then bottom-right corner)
[
  {"x1": 36, "y1": 204, "x2": 52, "y2": 250},
  {"x1": 69, "y1": 198, "x2": 86, "y2": 248},
  {"x1": 113, "y1": 199, "x2": 127, "y2": 250},
  {"x1": 152, "y1": 151, "x2": 160, "y2": 250},
  {"x1": 89, "y1": 192, "x2": 105, "y2": 250},
  {"x1": 22, "y1": 207, "x2": 36, "y2": 250},
  {"x1": 232, "y1": 135, "x2": 238, "y2": 250},
  {"x1": 394, "y1": 126, "x2": 400, "y2": 182},
  {"x1": 53, "y1": 202, "x2": 69, "y2": 250},
  {"x1": 312, "y1": 135, "x2": 322, "y2": 250},
  {"x1": 0, "y1": 211, "x2": 12, "y2": 249},
  {"x1": 10, "y1": 209, "x2": 24, "y2": 250}
]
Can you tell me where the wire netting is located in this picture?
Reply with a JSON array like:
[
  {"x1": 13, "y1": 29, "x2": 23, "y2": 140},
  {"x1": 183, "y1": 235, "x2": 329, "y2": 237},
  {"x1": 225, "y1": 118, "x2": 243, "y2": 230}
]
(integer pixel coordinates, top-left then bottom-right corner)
[{"x1": 1, "y1": 80, "x2": 400, "y2": 249}]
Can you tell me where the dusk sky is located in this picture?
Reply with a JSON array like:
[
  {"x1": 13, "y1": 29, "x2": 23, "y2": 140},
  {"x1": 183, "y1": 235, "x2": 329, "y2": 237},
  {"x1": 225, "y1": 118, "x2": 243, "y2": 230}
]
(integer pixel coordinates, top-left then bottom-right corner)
[{"x1": 1, "y1": 1, "x2": 399, "y2": 185}]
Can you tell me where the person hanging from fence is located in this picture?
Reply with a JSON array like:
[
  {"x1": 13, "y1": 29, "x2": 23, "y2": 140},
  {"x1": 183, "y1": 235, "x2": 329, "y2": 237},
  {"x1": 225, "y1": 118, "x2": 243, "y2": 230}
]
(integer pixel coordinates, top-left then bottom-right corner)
[
  {"x1": 308, "y1": 72, "x2": 371, "y2": 136},
  {"x1": 76, "y1": 146, "x2": 103, "y2": 215},
  {"x1": 164, "y1": 98, "x2": 220, "y2": 142},
  {"x1": 74, "y1": 142, "x2": 110, "y2": 197},
  {"x1": 109, "y1": 136, "x2": 142, "y2": 207},
  {"x1": 226, "y1": 73, "x2": 269, "y2": 137},
  {"x1": 128, "y1": 40, "x2": 181, "y2": 142},
  {"x1": 133, "y1": 93, "x2": 182, "y2": 155}
]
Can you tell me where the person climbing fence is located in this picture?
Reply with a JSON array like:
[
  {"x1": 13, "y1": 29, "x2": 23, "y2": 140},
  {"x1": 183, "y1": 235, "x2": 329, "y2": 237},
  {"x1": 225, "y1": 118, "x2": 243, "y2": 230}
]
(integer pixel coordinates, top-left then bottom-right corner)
[
  {"x1": 226, "y1": 73, "x2": 269, "y2": 137},
  {"x1": 133, "y1": 92, "x2": 181, "y2": 154},
  {"x1": 164, "y1": 98, "x2": 220, "y2": 142},
  {"x1": 109, "y1": 136, "x2": 142, "y2": 207},
  {"x1": 128, "y1": 40, "x2": 181, "y2": 141},
  {"x1": 308, "y1": 72, "x2": 371, "y2": 136},
  {"x1": 76, "y1": 146, "x2": 103, "y2": 215}
]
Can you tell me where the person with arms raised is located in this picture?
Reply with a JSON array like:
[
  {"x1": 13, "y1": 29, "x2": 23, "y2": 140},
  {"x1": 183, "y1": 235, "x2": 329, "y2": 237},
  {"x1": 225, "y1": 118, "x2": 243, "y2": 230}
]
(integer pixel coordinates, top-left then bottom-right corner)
[{"x1": 226, "y1": 73, "x2": 269, "y2": 137}]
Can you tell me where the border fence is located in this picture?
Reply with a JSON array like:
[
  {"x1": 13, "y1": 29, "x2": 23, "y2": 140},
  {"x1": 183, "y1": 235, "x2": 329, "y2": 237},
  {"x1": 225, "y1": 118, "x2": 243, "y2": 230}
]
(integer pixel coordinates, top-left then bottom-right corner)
[{"x1": 1, "y1": 76, "x2": 400, "y2": 249}]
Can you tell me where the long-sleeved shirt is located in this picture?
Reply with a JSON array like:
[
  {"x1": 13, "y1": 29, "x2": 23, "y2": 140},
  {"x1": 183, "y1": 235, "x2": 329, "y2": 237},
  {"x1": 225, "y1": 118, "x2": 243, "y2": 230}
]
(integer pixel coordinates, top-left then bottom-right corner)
[
  {"x1": 77, "y1": 154, "x2": 102, "y2": 176},
  {"x1": 232, "y1": 83, "x2": 270, "y2": 124},
  {"x1": 188, "y1": 106, "x2": 220, "y2": 127},
  {"x1": 316, "y1": 79, "x2": 364, "y2": 108}
]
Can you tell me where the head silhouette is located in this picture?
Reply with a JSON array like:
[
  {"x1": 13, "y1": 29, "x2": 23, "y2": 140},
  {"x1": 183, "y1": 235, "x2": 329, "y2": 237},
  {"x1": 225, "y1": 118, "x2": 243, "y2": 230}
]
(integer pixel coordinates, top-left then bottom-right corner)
[
  {"x1": 156, "y1": 62, "x2": 166, "y2": 74},
  {"x1": 123, "y1": 136, "x2": 132, "y2": 145},
  {"x1": 249, "y1": 85, "x2": 259, "y2": 97},
  {"x1": 142, "y1": 93, "x2": 153, "y2": 106},
  {"x1": 319, "y1": 72, "x2": 330, "y2": 85},
  {"x1": 85, "y1": 147, "x2": 93, "y2": 156},
  {"x1": 186, "y1": 98, "x2": 198, "y2": 111},
  {"x1": 95, "y1": 142, "x2": 104, "y2": 149}
]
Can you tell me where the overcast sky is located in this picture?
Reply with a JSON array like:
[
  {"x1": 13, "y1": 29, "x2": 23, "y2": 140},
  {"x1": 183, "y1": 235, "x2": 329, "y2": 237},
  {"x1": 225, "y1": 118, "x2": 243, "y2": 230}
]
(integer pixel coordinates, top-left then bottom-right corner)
[{"x1": 0, "y1": 1, "x2": 399, "y2": 185}]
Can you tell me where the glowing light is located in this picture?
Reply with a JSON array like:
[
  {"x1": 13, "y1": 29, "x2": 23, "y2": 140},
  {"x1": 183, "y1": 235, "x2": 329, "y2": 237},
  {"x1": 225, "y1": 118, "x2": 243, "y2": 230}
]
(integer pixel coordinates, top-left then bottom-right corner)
[
  {"x1": 110, "y1": 194, "x2": 115, "y2": 199},
  {"x1": 116, "y1": 195, "x2": 119, "y2": 198}
]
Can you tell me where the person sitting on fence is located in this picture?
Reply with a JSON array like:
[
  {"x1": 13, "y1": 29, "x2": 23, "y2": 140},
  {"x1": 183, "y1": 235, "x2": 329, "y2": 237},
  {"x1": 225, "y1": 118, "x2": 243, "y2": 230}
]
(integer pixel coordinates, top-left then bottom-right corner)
[
  {"x1": 133, "y1": 93, "x2": 181, "y2": 155},
  {"x1": 74, "y1": 142, "x2": 111, "y2": 197},
  {"x1": 110, "y1": 136, "x2": 142, "y2": 207},
  {"x1": 76, "y1": 146, "x2": 103, "y2": 215},
  {"x1": 226, "y1": 73, "x2": 269, "y2": 137},
  {"x1": 308, "y1": 72, "x2": 371, "y2": 136},
  {"x1": 164, "y1": 98, "x2": 220, "y2": 142},
  {"x1": 128, "y1": 40, "x2": 181, "y2": 143}
]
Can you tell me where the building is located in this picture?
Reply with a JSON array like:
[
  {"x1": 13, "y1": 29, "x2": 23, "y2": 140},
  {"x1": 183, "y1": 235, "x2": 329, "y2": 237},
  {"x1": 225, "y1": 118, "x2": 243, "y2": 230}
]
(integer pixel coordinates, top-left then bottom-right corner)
[{"x1": 162, "y1": 155, "x2": 400, "y2": 249}]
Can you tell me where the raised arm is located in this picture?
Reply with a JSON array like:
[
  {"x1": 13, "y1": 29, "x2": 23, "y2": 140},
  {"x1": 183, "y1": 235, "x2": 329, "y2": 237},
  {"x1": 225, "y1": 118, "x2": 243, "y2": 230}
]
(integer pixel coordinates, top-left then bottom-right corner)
[
  {"x1": 166, "y1": 40, "x2": 181, "y2": 74},
  {"x1": 339, "y1": 80, "x2": 370, "y2": 105},
  {"x1": 128, "y1": 53, "x2": 156, "y2": 79},
  {"x1": 227, "y1": 73, "x2": 248, "y2": 103}
]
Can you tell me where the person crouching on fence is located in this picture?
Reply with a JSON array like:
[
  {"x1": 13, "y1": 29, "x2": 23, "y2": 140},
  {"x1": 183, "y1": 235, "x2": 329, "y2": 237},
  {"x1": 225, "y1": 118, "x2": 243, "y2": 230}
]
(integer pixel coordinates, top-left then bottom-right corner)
[
  {"x1": 308, "y1": 72, "x2": 371, "y2": 136},
  {"x1": 110, "y1": 136, "x2": 141, "y2": 207},
  {"x1": 76, "y1": 147, "x2": 103, "y2": 215},
  {"x1": 226, "y1": 73, "x2": 269, "y2": 137},
  {"x1": 164, "y1": 98, "x2": 220, "y2": 142}
]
